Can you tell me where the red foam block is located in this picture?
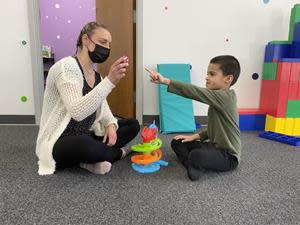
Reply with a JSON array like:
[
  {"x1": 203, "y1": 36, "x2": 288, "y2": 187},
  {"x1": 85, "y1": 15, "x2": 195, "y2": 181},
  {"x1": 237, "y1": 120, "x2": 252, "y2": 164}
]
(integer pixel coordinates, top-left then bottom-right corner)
[
  {"x1": 238, "y1": 109, "x2": 266, "y2": 115},
  {"x1": 259, "y1": 80, "x2": 288, "y2": 117}
]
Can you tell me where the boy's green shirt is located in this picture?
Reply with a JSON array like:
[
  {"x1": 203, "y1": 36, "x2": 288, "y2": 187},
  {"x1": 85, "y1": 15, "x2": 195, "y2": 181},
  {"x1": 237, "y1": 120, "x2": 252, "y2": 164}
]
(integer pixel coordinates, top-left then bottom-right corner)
[{"x1": 168, "y1": 80, "x2": 241, "y2": 162}]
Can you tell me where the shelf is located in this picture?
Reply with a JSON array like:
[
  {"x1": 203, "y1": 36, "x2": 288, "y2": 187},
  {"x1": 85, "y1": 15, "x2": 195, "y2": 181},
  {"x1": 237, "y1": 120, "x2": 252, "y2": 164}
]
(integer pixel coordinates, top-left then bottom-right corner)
[{"x1": 43, "y1": 57, "x2": 55, "y2": 63}]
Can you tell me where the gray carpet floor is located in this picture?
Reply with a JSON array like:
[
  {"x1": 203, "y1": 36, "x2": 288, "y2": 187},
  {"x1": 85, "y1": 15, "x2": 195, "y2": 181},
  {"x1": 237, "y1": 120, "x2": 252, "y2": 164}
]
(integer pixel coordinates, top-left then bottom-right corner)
[{"x1": 0, "y1": 125, "x2": 299, "y2": 225}]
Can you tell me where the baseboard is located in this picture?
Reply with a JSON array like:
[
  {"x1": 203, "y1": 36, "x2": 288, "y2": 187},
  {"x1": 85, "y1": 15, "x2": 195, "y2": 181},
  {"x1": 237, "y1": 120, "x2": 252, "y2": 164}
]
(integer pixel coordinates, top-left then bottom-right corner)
[
  {"x1": 143, "y1": 115, "x2": 208, "y2": 126},
  {"x1": 0, "y1": 115, "x2": 35, "y2": 124}
]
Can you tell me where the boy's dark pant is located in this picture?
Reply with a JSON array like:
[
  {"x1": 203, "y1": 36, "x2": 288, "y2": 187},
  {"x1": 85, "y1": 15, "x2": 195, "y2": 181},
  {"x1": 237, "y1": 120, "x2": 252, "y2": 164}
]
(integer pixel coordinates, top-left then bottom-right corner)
[{"x1": 171, "y1": 139, "x2": 238, "y2": 173}]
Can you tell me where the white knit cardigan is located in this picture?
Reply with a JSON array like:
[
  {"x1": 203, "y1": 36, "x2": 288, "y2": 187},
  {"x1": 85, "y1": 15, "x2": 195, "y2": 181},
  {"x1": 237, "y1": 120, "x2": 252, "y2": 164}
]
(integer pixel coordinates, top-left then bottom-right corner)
[{"x1": 36, "y1": 57, "x2": 118, "y2": 175}]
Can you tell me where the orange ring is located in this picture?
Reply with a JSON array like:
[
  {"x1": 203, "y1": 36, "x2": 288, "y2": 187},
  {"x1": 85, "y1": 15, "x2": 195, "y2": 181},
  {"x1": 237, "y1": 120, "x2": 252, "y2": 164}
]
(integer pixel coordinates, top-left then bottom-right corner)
[{"x1": 131, "y1": 149, "x2": 162, "y2": 165}]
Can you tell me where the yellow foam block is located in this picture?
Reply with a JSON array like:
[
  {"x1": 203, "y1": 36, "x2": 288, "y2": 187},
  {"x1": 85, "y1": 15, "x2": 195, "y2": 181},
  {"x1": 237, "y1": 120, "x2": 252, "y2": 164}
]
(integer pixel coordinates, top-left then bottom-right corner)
[
  {"x1": 284, "y1": 118, "x2": 295, "y2": 136},
  {"x1": 293, "y1": 118, "x2": 300, "y2": 136},
  {"x1": 265, "y1": 115, "x2": 285, "y2": 134},
  {"x1": 265, "y1": 115, "x2": 275, "y2": 131}
]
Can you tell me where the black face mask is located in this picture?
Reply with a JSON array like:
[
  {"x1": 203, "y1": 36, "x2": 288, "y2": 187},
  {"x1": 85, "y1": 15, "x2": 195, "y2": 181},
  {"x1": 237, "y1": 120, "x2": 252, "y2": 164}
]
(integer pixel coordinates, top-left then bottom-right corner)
[{"x1": 88, "y1": 39, "x2": 110, "y2": 63}]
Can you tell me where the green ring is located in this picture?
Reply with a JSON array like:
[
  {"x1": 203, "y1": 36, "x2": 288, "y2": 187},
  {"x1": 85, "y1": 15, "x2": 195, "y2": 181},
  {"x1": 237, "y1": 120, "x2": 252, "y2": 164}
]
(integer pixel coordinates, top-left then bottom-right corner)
[{"x1": 131, "y1": 138, "x2": 163, "y2": 153}]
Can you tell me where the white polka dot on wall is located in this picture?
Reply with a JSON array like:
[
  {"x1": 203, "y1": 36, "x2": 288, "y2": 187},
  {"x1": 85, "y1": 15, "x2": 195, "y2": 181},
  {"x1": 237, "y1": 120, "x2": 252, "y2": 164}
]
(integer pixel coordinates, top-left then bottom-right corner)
[
  {"x1": 46, "y1": 15, "x2": 49, "y2": 19},
  {"x1": 67, "y1": 20, "x2": 71, "y2": 24},
  {"x1": 55, "y1": 16, "x2": 58, "y2": 20},
  {"x1": 79, "y1": 5, "x2": 82, "y2": 9},
  {"x1": 55, "y1": 3, "x2": 60, "y2": 9},
  {"x1": 57, "y1": 35, "x2": 61, "y2": 39}
]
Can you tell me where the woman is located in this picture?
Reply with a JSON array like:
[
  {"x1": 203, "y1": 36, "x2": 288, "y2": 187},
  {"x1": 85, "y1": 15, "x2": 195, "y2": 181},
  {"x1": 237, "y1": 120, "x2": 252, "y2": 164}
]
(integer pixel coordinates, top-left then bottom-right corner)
[{"x1": 36, "y1": 22, "x2": 140, "y2": 175}]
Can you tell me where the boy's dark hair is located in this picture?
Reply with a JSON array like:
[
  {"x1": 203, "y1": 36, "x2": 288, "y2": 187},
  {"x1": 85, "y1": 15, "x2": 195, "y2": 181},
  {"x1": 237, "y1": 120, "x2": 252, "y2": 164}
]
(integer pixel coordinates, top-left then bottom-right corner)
[{"x1": 210, "y1": 55, "x2": 240, "y2": 86}]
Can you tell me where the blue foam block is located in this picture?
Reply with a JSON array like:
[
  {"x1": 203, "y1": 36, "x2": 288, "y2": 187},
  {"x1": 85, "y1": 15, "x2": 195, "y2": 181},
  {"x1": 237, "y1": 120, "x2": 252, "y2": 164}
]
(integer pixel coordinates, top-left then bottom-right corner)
[
  {"x1": 195, "y1": 123, "x2": 202, "y2": 129},
  {"x1": 280, "y1": 58, "x2": 300, "y2": 62},
  {"x1": 157, "y1": 64, "x2": 196, "y2": 133},
  {"x1": 239, "y1": 114, "x2": 266, "y2": 131},
  {"x1": 264, "y1": 43, "x2": 291, "y2": 62},
  {"x1": 259, "y1": 131, "x2": 300, "y2": 146},
  {"x1": 293, "y1": 21, "x2": 300, "y2": 42},
  {"x1": 290, "y1": 42, "x2": 300, "y2": 58}
]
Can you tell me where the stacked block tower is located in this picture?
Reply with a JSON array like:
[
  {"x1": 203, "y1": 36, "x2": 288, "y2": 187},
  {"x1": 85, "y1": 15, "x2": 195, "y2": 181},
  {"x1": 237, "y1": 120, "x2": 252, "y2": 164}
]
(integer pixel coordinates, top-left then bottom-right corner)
[{"x1": 260, "y1": 4, "x2": 300, "y2": 137}]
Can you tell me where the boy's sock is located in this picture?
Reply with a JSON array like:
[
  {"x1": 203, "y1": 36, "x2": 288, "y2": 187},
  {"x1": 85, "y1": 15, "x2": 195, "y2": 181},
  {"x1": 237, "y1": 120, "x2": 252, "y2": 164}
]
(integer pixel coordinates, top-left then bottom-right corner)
[
  {"x1": 80, "y1": 161, "x2": 112, "y2": 175},
  {"x1": 187, "y1": 165, "x2": 203, "y2": 181}
]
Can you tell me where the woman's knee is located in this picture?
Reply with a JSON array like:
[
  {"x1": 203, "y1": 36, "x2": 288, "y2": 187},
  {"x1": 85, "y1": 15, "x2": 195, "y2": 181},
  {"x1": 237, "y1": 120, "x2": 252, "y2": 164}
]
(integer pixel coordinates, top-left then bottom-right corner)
[
  {"x1": 131, "y1": 119, "x2": 140, "y2": 134},
  {"x1": 124, "y1": 118, "x2": 140, "y2": 134},
  {"x1": 83, "y1": 145, "x2": 100, "y2": 160}
]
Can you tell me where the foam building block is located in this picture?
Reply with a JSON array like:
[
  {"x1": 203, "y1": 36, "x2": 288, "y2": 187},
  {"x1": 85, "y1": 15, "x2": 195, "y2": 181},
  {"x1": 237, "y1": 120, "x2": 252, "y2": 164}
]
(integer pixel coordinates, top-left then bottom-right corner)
[
  {"x1": 239, "y1": 114, "x2": 266, "y2": 131},
  {"x1": 259, "y1": 131, "x2": 300, "y2": 146},
  {"x1": 259, "y1": 4, "x2": 300, "y2": 144},
  {"x1": 238, "y1": 109, "x2": 266, "y2": 114},
  {"x1": 294, "y1": 118, "x2": 300, "y2": 136},
  {"x1": 259, "y1": 80, "x2": 288, "y2": 117},
  {"x1": 238, "y1": 109, "x2": 266, "y2": 131},
  {"x1": 286, "y1": 100, "x2": 300, "y2": 117},
  {"x1": 265, "y1": 114, "x2": 300, "y2": 136},
  {"x1": 270, "y1": 41, "x2": 292, "y2": 45},
  {"x1": 262, "y1": 62, "x2": 278, "y2": 80},
  {"x1": 280, "y1": 58, "x2": 300, "y2": 62},
  {"x1": 265, "y1": 114, "x2": 285, "y2": 134},
  {"x1": 284, "y1": 118, "x2": 295, "y2": 136},
  {"x1": 288, "y1": 4, "x2": 300, "y2": 42},
  {"x1": 290, "y1": 42, "x2": 300, "y2": 58},
  {"x1": 264, "y1": 43, "x2": 291, "y2": 63},
  {"x1": 288, "y1": 62, "x2": 300, "y2": 99},
  {"x1": 157, "y1": 64, "x2": 196, "y2": 133},
  {"x1": 260, "y1": 62, "x2": 292, "y2": 117},
  {"x1": 298, "y1": 82, "x2": 300, "y2": 101},
  {"x1": 293, "y1": 22, "x2": 300, "y2": 42}
]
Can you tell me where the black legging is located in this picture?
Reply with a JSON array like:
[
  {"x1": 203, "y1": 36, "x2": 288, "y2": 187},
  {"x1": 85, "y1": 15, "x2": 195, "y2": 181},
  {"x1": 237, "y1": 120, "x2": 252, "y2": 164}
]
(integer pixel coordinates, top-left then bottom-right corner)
[
  {"x1": 171, "y1": 139, "x2": 238, "y2": 172},
  {"x1": 53, "y1": 119, "x2": 140, "y2": 168}
]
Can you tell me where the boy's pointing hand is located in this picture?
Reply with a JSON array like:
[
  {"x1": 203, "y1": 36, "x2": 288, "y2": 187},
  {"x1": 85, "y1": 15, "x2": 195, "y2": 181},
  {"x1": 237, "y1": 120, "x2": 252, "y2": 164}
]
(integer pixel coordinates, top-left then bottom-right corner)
[{"x1": 144, "y1": 68, "x2": 170, "y2": 85}]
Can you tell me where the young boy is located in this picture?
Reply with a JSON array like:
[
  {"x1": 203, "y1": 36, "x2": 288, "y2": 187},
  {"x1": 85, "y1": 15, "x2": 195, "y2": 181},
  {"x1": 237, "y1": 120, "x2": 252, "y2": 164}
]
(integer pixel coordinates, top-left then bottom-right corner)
[{"x1": 145, "y1": 55, "x2": 241, "y2": 181}]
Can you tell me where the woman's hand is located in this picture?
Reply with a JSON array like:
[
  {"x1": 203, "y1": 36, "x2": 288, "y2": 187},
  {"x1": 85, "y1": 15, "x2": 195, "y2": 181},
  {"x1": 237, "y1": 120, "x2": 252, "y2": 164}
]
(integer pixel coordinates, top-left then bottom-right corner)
[
  {"x1": 173, "y1": 133, "x2": 200, "y2": 143},
  {"x1": 103, "y1": 124, "x2": 117, "y2": 146},
  {"x1": 144, "y1": 68, "x2": 170, "y2": 85},
  {"x1": 107, "y1": 56, "x2": 129, "y2": 85}
]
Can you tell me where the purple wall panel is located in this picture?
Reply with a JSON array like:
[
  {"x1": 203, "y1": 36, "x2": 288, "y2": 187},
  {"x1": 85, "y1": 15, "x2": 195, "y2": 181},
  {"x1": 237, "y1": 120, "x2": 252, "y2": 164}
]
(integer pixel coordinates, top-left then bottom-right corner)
[{"x1": 39, "y1": 0, "x2": 96, "y2": 61}]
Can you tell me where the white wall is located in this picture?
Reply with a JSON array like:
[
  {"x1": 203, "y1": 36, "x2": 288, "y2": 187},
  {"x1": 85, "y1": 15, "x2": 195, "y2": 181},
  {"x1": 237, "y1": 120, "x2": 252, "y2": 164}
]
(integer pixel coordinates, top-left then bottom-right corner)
[
  {"x1": 0, "y1": 0, "x2": 36, "y2": 115},
  {"x1": 137, "y1": 0, "x2": 299, "y2": 116}
]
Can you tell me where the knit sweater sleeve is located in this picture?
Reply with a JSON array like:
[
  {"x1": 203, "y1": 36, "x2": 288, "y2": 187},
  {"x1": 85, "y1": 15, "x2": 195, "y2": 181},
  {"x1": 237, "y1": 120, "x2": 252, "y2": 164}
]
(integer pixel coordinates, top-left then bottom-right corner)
[
  {"x1": 99, "y1": 99, "x2": 119, "y2": 129},
  {"x1": 55, "y1": 58, "x2": 115, "y2": 121}
]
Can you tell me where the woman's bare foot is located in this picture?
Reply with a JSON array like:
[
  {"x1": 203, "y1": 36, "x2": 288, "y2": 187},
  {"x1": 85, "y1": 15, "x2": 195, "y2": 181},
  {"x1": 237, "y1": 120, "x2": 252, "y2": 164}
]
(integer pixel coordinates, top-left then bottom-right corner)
[
  {"x1": 80, "y1": 161, "x2": 112, "y2": 175},
  {"x1": 121, "y1": 148, "x2": 127, "y2": 159}
]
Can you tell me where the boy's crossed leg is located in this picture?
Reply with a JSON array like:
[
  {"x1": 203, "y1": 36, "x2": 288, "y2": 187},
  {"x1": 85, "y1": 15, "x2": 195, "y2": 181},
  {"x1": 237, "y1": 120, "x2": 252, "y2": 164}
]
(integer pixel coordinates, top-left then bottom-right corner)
[
  {"x1": 171, "y1": 140, "x2": 238, "y2": 181},
  {"x1": 171, "y1": 139, "x2": 203, "y2": 169}
]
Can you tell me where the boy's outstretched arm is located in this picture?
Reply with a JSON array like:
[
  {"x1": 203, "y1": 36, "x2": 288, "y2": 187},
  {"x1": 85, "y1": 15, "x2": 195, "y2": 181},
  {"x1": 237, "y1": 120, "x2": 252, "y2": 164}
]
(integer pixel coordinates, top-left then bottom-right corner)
[
  {"x1": 145, "y1": 68, "x2": 227, "y2": 110},
  {"x1": 168, "y1": 80, "x2": 229, "y2": 111}
]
